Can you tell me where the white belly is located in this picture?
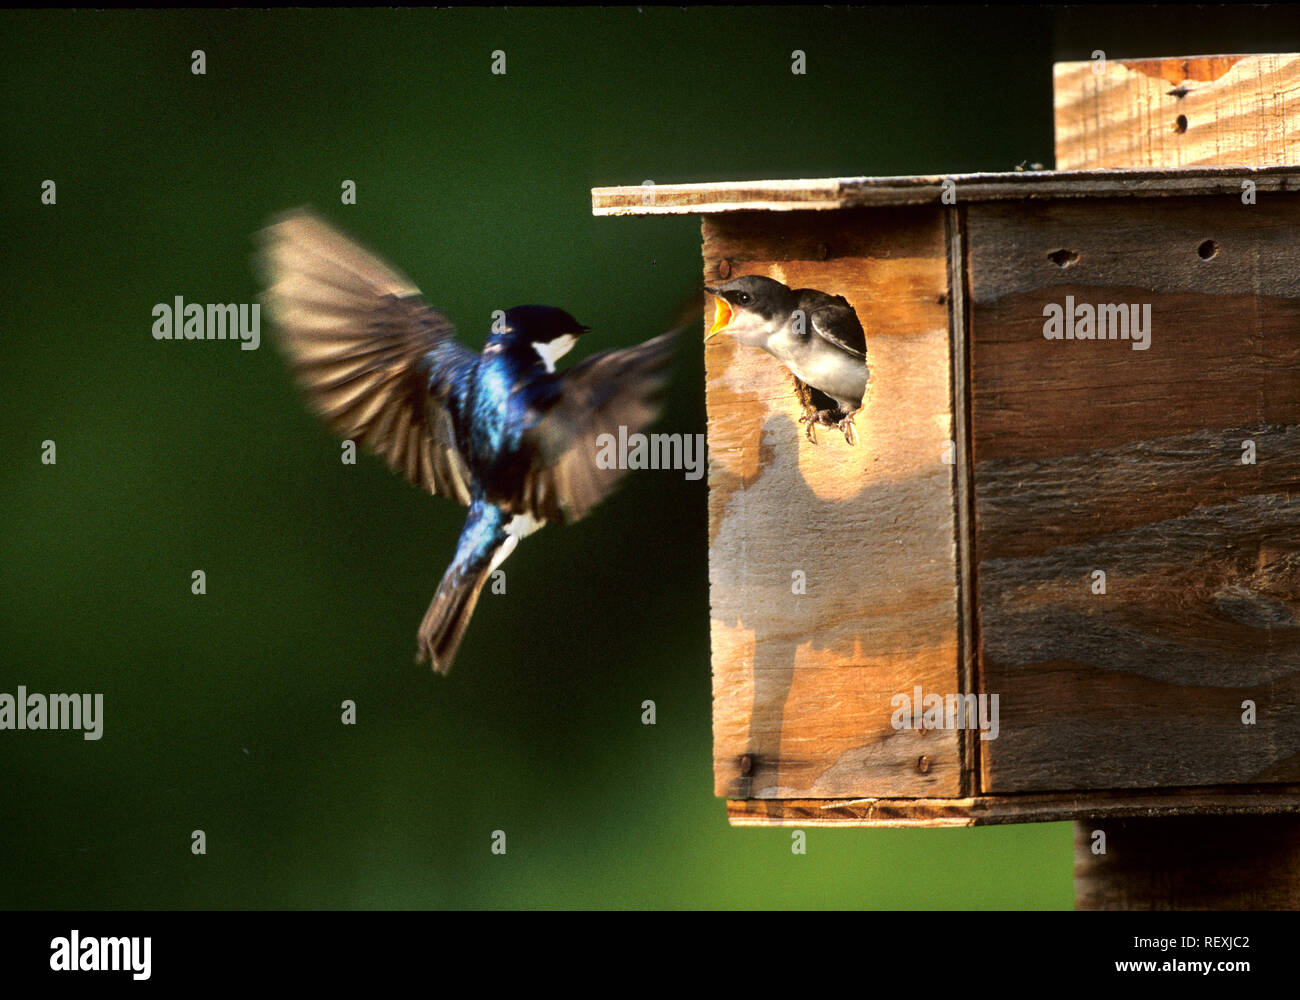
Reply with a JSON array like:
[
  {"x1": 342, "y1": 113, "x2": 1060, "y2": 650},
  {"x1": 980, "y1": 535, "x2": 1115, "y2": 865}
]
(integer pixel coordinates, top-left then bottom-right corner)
[
  {"x1": 489, "y1": 513, "x2": 546, "y2": 573},
  {"x1": 787, "y1": 354, "x2": 869, "y2": 409}
]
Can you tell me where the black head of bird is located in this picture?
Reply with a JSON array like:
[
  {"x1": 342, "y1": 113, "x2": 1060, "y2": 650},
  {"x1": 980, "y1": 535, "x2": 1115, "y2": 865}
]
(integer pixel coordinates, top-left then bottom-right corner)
[
  {"x1": 704, "y1": 275, "x2": 798, "y2": 348},
  {"x1": 489, "y1": 305, "x2": 591, "y2": 372}
]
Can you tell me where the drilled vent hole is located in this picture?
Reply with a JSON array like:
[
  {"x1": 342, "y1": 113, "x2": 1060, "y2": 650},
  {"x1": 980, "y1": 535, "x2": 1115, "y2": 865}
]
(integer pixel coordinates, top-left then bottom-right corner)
[
  {"x1": 1048, "y1": 248, "x2": 1079, "y2": 268},
  {"x1": 1174, "y1": 114, "x2": 1188, "y2": 133},
  {"x1": 1198, "y1": 239, "x2": 1219, "y2": 260}
]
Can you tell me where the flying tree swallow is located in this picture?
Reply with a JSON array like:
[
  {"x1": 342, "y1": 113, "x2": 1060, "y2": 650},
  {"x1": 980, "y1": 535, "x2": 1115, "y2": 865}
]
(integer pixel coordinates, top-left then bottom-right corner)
[
  {"x1": 259, "y1": 210, "x2": 676, "y2": 674},
  {"x1": 705, "y1": 275, "x2": 868, "y2": 444}
]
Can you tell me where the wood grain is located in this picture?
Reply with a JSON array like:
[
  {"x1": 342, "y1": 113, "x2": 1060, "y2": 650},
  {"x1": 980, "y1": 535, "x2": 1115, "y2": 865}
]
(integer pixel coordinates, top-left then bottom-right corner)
[
  {"x1": 592, "y1": 167, "x2": 1300, "y2": 216},
  {"x1": 728, "y1": 785, "x2": 1300, "y2": 828},
  {"x1": 968, "y1": 195, "x2": 1300, "y2": 793},
  {"x1": 704, "y1": 208, "x2": 962, "y2": 799},
  {"x1": 1055, "y1": 53, "x2": 1300, "y2": 170}
]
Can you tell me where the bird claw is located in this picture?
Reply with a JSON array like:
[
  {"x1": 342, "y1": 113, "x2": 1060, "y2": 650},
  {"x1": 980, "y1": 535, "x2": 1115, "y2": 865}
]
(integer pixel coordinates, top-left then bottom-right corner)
[{"x1": 798, "y1": 407, "x2": 859, "y2": 445}]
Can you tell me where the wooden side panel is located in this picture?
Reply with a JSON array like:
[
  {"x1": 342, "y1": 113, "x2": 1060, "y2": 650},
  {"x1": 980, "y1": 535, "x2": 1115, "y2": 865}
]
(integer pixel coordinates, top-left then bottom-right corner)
[
  {"x1": 968, "y1": 196, "x2": 1300, "y2": 792},
  {"x1": 704, "y1": 208, "x2": 962, "y2": 799},
  {"x1": 1054, "y1": 54, "x2": 1300, "y2": 169}
]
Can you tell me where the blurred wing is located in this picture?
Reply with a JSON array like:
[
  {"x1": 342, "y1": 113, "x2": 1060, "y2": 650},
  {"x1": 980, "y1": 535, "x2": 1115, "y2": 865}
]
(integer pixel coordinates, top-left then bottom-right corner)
[
  {"x1": 259, "y1": 209, "x2": 476, "y2": 505},
  {"x1": 519, "y1": 331, "x2": 677, "y2": 524}
]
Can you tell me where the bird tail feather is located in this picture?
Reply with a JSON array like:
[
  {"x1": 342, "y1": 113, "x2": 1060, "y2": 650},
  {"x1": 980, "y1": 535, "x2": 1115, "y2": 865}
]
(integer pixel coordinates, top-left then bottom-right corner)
[{"x1": 417, "y1": 554, "x2": 497, "y2": 676}]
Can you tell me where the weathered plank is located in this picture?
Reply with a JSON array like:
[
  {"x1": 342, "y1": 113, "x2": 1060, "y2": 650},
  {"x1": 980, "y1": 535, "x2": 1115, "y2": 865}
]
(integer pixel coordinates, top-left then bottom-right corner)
[
  {"x1": 946, "y1": 208, "x2": 979, "y2": 796},
  {"x1": 592, "y1": 167, "x2": 1300, "y2": 216},
  {"x1": 728, "y1": 785, "x2": 1300, "y2": 828},
  {"x1": 968, "y1": 195, "x2": 1300, "y2": 792},
  {"x1": 1055, "y1": 54, "x2": 1300, "y2": 170},
  {"x1": 704, "y1": 207, "x2": 962, "y2": 799}
]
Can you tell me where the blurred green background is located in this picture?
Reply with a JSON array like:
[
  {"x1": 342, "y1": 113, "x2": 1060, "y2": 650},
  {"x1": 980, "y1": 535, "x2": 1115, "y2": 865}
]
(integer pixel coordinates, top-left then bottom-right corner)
[{"x1": 2, "y1": 6, "x2": 1294, "y2": 909}]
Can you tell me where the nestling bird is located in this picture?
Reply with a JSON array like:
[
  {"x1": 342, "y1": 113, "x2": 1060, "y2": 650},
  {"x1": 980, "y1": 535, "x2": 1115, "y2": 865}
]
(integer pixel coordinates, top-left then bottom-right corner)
[
  {"x1": 259, "y1": 210, "x2": 676, "y2": 675},
  {"x1": 705, "y1": 275, "x2": 868, "y2": 444}
]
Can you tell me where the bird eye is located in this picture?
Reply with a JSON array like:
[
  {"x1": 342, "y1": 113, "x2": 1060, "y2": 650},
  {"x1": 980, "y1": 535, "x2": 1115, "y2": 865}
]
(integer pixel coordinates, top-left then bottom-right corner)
[{"x1": 737, "y1": 292, "x2": 751, "y2": 304}]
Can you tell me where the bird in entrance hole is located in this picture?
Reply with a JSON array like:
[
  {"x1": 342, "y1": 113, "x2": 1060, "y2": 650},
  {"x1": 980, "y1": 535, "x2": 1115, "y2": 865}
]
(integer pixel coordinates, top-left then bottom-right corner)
[
  {"x1": 259, "y1": 210, "x2": 677, "y2": 675},
  {"x1": 705, "y1": 275, "x2": 868, "y2": 444}
]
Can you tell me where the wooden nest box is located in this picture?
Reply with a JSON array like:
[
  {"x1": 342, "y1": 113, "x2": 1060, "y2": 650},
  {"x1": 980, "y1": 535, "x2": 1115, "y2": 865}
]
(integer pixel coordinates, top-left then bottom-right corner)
[{"x1": 595, "y1": 54, "x2": 1300, "y2": 907}]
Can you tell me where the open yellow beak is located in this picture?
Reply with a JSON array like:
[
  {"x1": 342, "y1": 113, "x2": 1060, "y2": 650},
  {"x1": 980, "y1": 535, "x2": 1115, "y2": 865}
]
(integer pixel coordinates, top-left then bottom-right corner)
[{"x1": 705, "y1": 297, "x2": 733, "y2": 341}]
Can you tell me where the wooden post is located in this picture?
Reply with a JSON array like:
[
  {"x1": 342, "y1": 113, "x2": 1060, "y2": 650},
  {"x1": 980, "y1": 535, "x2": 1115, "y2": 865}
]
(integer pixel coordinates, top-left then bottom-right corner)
[
  {"x1": 1055, "y1": 53, "x2": 1300, "y2": 911},
  {"x1": 1054, "y1": 54, "x2": 1300, "y2": 170},
  {"x1": 1075, "y1": 816, "x2": 1300, "y2": 910}
]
